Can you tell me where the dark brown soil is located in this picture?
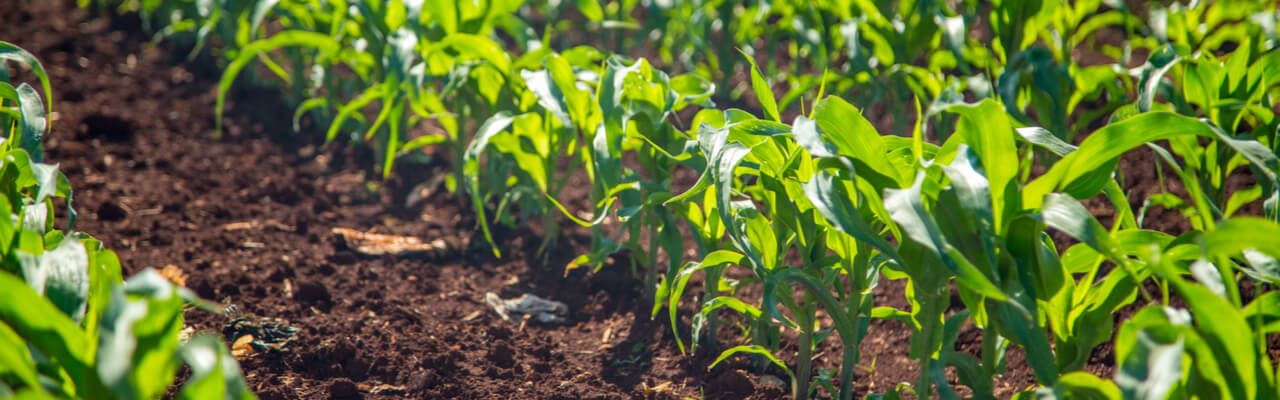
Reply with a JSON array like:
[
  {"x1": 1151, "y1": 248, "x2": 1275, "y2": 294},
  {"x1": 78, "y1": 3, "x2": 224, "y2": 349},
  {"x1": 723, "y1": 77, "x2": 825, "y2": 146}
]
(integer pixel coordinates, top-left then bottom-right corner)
[{"x1": 3, "y1": 1, "x2": 1265, "y2": 399}]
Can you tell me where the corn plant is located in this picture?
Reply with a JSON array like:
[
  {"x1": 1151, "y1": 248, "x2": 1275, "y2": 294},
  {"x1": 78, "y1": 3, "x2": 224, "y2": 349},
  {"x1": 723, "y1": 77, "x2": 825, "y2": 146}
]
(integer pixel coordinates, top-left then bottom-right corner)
[
  {"x1": 71, "y1": 1, "x2": 1280, "y2": 398},
  {"x1": 1, "y1": 41, "x2": 254, "y2": 400},
  {"x1": 661, "y1": 71, "x2": 1280, "y2": 398}
]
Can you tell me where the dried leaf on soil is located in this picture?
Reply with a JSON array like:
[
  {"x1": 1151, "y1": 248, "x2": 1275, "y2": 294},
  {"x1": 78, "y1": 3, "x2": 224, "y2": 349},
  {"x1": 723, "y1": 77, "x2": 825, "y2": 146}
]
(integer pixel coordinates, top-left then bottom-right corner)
[
  {"x1": 159, "y1": 264, "x2": 188, "y2": 286},
  {"x1": 231, "y1": 334, "x2": 256, "y2": 359},
  {"x1": 331, "y1": 227, "x2": 459, "y2": 257}
]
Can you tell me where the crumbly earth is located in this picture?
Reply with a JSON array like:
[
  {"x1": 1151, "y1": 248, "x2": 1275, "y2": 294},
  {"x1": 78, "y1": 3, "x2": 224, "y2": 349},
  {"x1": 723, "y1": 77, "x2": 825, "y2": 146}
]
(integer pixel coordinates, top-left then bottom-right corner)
[{"x1": 3, "y1": 1, "x2": 1262, "y2": 399}]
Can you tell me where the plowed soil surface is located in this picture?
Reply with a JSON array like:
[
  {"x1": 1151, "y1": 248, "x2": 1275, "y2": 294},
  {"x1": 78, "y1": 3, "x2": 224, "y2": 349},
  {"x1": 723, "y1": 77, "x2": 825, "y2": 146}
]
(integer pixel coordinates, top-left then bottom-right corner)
[{"x1": 5, "y1": 1, "x2": 1260, "y2": 399}]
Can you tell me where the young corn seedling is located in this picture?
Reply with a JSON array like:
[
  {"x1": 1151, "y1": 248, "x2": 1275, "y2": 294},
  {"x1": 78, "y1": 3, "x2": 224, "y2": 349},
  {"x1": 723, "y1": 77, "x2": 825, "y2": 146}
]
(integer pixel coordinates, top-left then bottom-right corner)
[
  {"x1": 555, "y1": 55, "x2": 713, "y2": 307},
  {"x1": 1094, "y1": 218, "x2": 1280, "y2": 400},
  {"x1": 1, "y1": 42, "x2": 254, "y2": 399},
  {"x1": 70, "y1": 2, "x2": 1280, "y2": 398},
  {"x1": 462, "y1": 48, "x2": 605, "y2": 258},
  {"x1": 674, "y1": 64, "x2": 897, "y2": 397}
]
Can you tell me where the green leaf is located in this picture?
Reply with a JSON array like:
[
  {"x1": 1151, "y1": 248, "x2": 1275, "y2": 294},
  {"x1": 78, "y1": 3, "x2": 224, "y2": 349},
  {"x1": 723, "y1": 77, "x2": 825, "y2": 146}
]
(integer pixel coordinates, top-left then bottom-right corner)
[
  {"x1": 709, "y1": 345, "x2": 794, "y2": 380},
  {"x1": 423, "y1": 0, "x2": 458, "y2": 33},
  {"x1": 325, "y1": 86, "x2": 385, "y2": 143},
  {"x1": 670, "y1": 74, "x2": 715, "y2": 109},
  {"x1": 872, "y1": 306, "x2": 914, "y2": 324},
  {"x1": 801, "y1": 171, "x2": 899, "y2": 263},
  {"x1": 792, "y1": 115, "x2": 835, "y2": 159},
  {"x1": 217, "y1": 31, "x2": 343, "y2": 136},
  {"x1": 398, "y1": 134, "x2": 448, "y2": 156},
  {"x1": 0, "y1": 273, "x2": 104, "y2": 398},
  {"x1": 1166, "y1": 276, "x2": 1260, "y2": 399},
  {"x1": 947, "y1": 100, "x2": 1018, "y2": 232},
  {"x1": 0, "y1": 42, "x2": 53, "y2": 146},
  {"x1": 699, "y1": 296, "x2": 762, "y2": 320},
  {"x1": 740, "y1": 50, "x2": 779, "y2": 123},
  {"x1": 1115, "y1": 324, "x2": 1185, "y2": 400},
  {"x1": 710, "y1": 142, "x2": 762, "y2": 272},
  {"x1": 1189, "y1": 259, "x2": 1228, "y2": 299},
  {"x1": 1240, "y1": 250, "x2": 1280, "y2": 286},
  {"x1": 28, "y1": 162, "x2": 60, "y2": 204},
  {"x1": 997, "y1": 293, "x2": 1060, "y2": 386},
  {"x1": 464, "y1": 112, "x2": 516, "y2": 257},
  {"x1": 1017, "y1": 127, "x2": 1077, "y2": 157},
  {"x1": 1202, "y1": 218, "x2": 1280, "y2": 261},
  {"x1": 812, "y1": 97, "x2": 903, "y2": 189},
  {"x1": 19, "y1": 237, "x2": 90, "y2": 323},
  {"x1": 176, "y1": 335, "x2": 257, "y2": 400},
  {"x1": 81, "y1": 239, "x2": 123, "y2": 351},
  {"x1": 0, "y1": 321, "x2": 40, "y2": 392},
  {"x1": 385, "y1": 0, "x2": 408, "y2": 32},
  {"x1": 1202, "y1": 124, "x2": 1280, "y2": 185},
  {"x1": 1243, "y1": 291, "x2": 1280, "y2": 334},
  {"x1": 938, "y1": 146, "x2": 999, "y2": 272},
  {"x1": 1137, "y1": 46, "x2": 1180, "y2": 113},
  {"x1": 1046, "y1": 371, "x2": 1122, "y2": 400},
  {"x1": 1040, "y1": 193, "x2": 1122, "y2": 261},
  {"x1": 573, "y1": 0, "x2": 604, "y2": 22},
  {"x1": 1024, "y1": 113, "x2": 1216, "y2": 209},
  {"x1": 290, "y1": 97, "x2": 327, "y2": 133},
  {"x1": 13, "y1": 84, "x2": 47, "y2": 163},
  {"x1": 522, "y1": 68, "x2": 572, "y2": 127},
  {"x1": 662, "y1": 251, "x2": 744, "y2": 353},
  {"x1": 247, "y1": 0, "x2": 280, "y2": 40},
  {"x1": 436, "y1": 34, "x2": 512, "y2": 74},
  {"x1": 884, "y1": 173, "x2": 1007, "y2": 301},
  {"x1": 98, "y1": 269, "x2": 185, "y2": 400}
]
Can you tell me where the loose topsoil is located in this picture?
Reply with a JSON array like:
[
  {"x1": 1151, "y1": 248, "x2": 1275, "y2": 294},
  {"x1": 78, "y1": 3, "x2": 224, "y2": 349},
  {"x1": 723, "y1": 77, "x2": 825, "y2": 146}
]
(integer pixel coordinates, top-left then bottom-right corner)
[{"x1": 2, "y1": 1, "x2": 1263, "y2": 399}]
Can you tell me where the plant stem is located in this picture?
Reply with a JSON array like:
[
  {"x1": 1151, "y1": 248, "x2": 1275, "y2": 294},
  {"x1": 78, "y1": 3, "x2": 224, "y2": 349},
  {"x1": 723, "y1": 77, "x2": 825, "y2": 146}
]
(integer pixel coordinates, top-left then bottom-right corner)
[
  {"x1": 838, "y1": 339, "x2": 857, "y2": 400},
  {"x1": 753, "y1": 315, "x2": 773, "y2": 371},
  {"x1": 982, "y1": 329, "x2": 999, "y2": 377},
  {"x1": 794, "y1": 322, "x2": 814, "y2": 400},
  {"x1": 705, "y1": 264, "x2": 723, "y2": 351},
  {"x1": 644, "y1": 211, "x2": 659, "y2": 305},
  {"x1": 917, "y1": 356, "x2": 933, "y2": 400}
]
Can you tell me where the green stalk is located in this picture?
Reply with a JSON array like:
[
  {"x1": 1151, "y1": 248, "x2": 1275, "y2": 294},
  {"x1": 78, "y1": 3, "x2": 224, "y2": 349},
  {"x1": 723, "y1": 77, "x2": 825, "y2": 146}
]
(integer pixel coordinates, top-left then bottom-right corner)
[
  {"x1": 1161, "y1": 280, "x2": 1170, "y2": 306},
  {"x1": 644, "y1": 210, "x2": 659, "y2": 305},
  {"x1": 794, "y1": 313, "x2": 814, "y2": 400},
  {"x1": 917, "y1": 357, "x2": 933, "y2": 399},
  {"x1": 775, "y1": 270, "x2": 863, "y2": 400},
  {"x1": 837, "y1": 295, "x2": 863, "y2": 400},
  {"x1": 753, "y1": 313, "x2": 774, "y2": 371},
  {"x1": 539, "y1": 210, "x2": 558, "y2": 257},
  {"x1": 915, "y1": 290, "x2": 946, "y2": 400},
  {"x1": 713, "y1": 1, "x2": 735, "y2": 100},
  {"x1": 704, "y1": 263, "x2": 724, "y2": 350},
  {"x1": 451, "y1": 96, "x2": 468, "y2": 197},
  {"x1": 836, "y1": 244, "x2": 870, "y2": 400},
  {"x1": 837, "y1": 345, "x2": 857, "y2": 400},
  {"x1": 537, "y1": 122, "x2": 565, "y2": 257},
  {"x1": 982, "y1": 330, "x2": 999, "y2": 376}
]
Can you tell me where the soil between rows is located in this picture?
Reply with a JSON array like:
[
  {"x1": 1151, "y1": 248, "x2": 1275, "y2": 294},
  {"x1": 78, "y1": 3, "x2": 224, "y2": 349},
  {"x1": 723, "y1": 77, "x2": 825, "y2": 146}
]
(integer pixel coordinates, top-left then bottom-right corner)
[{"x1": 4, "y1": 1, "x2": 1260, "y2": 399}]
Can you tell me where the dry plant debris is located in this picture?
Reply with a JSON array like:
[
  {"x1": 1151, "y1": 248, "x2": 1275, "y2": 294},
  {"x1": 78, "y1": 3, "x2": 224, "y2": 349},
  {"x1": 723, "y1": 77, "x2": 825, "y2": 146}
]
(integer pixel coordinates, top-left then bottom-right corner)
[
  {"x1": 330, "y1": 227, "x2": 460, "y2": 257},
  {"x1": 484, "y1": 292, "x2": 569, "y2": 324}
]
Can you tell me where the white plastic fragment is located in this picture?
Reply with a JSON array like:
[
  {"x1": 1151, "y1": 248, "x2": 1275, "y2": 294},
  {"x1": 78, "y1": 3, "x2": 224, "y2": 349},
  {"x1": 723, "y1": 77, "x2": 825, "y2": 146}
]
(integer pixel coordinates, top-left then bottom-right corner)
[{"x1": 484, "y1": 292, "x2": 568, "y2": 324}]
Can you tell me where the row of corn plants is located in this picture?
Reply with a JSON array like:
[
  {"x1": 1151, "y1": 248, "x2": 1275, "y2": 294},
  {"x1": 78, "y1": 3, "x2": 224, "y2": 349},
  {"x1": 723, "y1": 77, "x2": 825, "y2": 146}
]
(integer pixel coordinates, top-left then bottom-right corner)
[
  {"x1": 72, "y1": 0, "x2": 1280, "y2": 398},
  {"x1": 0, "y1": 42, "x2": 256, "y2": 399},
  {"x1": 662, "y1": 61, "x2": 1280, "y2": 398},
  {"x1": 542, "y1": 0, "x2": 1280, "y2": 139}
]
